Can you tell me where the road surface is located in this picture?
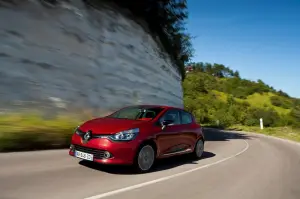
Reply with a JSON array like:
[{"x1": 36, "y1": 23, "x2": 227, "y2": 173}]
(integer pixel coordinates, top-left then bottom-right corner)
[{"x1": 1, "y1": 128, "x2": 300, "y2": 199}]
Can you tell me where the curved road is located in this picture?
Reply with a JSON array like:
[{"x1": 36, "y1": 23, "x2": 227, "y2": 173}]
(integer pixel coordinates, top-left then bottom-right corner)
[{"x1": 1, "y1": 128, "x2": 300, "y2": 199}]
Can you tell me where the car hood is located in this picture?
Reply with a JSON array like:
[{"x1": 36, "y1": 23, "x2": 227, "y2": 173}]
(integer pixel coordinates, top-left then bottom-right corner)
[{"x1": 79, "y1": 117, "x2": 149, "y2": 134}]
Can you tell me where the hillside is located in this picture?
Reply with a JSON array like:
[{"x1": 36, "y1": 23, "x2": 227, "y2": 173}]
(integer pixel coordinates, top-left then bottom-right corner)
[{"x1": 183, "y1": 62, "x2": 300, "y2": 128}]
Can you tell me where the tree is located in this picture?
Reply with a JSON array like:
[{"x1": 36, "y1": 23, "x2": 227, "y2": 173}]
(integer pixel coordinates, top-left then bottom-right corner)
[
  {"x1": 183, "y1": 62, "x2": 299, "y2": 128},
  {"x1": 290, "y1": 106, "x2": 300, "y2": 127}
]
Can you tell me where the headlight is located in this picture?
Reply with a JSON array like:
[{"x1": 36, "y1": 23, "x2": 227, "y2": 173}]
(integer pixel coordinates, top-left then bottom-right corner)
[
  {"x1": 74, "y1": 126, "x2": 81, "y2": 135},
  {"x1": 109, "y1": 128, "x2": 139, "y2": 141}
]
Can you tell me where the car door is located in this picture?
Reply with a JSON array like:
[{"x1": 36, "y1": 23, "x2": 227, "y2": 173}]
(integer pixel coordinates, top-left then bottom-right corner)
[
  {"x1": 179, "y1": 110, "x2": 198, "y2": 151},
  {"x1": 155, "y1": 109, "x2": 183, "y2": 156}
]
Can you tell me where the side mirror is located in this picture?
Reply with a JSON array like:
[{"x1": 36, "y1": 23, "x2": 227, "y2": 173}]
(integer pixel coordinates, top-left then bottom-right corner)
[{"x1": 161, "y1": 119, "x2": 174, "y2": 130}]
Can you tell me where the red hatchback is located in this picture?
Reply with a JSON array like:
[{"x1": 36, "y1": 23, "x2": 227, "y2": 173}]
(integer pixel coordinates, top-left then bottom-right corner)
[{"x1": 69, "y1": 105, "x2": 205, "y2": 172}]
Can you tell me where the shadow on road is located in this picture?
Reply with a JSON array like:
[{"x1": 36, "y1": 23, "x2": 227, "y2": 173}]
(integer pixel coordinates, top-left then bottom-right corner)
[
  {"x1": 152, "y1": 151, "x2": 215, "y2": 172},
  {"x1": 79, "y1": 128, "x2": 250, "y2": 175},
  {"x1": 79, "y1": 151, "x2": 215, "y2": 175},
  {"x1": 203, "y1": 127, "x2": 253, "y2": 142}
]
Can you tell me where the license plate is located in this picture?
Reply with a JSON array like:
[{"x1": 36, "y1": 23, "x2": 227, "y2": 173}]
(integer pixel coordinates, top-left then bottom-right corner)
[{"x1": 75, "y1": 150, "x2": 94, "y2": 161}]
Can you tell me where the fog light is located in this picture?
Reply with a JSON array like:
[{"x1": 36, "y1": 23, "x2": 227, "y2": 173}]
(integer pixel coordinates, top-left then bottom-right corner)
[
  {"x1": 70, "y1": 144, "x2": 75, "y2": 152},
  {"x1": 103, "y1": 151, "x2": 111, "y2": 159}
]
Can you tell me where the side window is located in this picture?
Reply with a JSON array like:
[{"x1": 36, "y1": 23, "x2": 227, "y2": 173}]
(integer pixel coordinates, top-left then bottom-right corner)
[
  {"x1": 181, "y1": 111, "x2": 193, "y2": 124},
  {"x1": 160, "y1": 109, "x2": 181, "y2": 125}
]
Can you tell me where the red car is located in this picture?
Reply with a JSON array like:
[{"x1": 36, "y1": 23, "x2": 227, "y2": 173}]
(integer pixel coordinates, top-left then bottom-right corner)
[{"x1": 69, "y1": 105, "x2": 205, "y2": 172}]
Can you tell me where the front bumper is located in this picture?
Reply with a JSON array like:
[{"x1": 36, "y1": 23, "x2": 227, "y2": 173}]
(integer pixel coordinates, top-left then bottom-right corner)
[{"x1": 69, "y1": 134, "x2": 139, "y2": 165}]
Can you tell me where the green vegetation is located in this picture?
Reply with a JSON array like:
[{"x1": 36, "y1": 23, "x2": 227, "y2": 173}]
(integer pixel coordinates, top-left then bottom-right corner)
[
  {"x1": 0, "y1": 112, "x2": 82, "y2": 152},
  {"x1": 184, "y1": 62, "x2": 300, "y2": 140},
  {"x1": 227, "y1": 125, "x2": 300, "y2": 143}
]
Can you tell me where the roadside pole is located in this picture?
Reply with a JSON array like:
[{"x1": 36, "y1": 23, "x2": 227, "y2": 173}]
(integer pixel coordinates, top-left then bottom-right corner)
[{"x1": 260, "y1": 118, "x2": 264, "y2": 129}]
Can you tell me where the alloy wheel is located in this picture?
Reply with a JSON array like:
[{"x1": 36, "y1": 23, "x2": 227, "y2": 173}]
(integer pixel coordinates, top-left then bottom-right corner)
[
  {"x1": 195, "y1": 140, "x2": 204, "y2": 158},
  {"x1": 137, "y1": 145, "x2": 155, "y2": 171}
]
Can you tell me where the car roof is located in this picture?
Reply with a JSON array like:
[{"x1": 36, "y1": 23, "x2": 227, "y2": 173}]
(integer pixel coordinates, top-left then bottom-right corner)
[{"x1": 122, "y1": 104, "x2": 184, "y2": 110}]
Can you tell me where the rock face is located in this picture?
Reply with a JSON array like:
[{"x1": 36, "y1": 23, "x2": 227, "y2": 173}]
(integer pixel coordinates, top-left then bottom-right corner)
[{"x1": 0, "y1": 0, "x2": 183, "y2": 115}]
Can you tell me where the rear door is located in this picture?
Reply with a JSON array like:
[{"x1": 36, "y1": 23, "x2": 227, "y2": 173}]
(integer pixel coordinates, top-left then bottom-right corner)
[
  {"x1": 156, "y1": 109, "x2": 185, "y2": 156},
  {"x1": 179, "y1": 110, "x2": 199, "y2": 151}
]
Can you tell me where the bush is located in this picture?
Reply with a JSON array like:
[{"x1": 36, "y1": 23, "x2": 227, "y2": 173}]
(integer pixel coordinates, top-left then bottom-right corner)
[
  {"x1": 183, "y1": 67, "x2": 300, "y2": 130},
  {"x1": 215, "y1": 110, "x2": 236, "y2": 127},
  {"x1": 289, "y1": 106, "x2": 300, "y2": 127},
  {"x1": 243, "y1": 107, "x2": 280, "y2": 127},
  {"x1": 270, "y1": 96, "x2": 293, "y2": 109}
]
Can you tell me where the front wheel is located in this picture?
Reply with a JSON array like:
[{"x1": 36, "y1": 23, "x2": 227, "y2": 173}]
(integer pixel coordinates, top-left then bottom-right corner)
[
  {"x1": 133, "y1": 145, "x2": 155, "y2": 173},
  {"x1": 191, "y1": 139, "x2": 204, "y2": 159}
]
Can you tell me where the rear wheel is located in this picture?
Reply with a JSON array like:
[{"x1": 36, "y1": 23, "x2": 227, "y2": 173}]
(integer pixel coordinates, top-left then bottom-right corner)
[
  {"x1": 134, "y1": 145, "x2": 155, "y2": 173},
  {"x1": 191, "y1": 139, "x2": 204, "y2": 159}
]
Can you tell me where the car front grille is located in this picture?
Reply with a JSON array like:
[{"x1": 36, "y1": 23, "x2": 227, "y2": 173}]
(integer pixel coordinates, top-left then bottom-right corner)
[{"x1": 74, "y1": 144, "x2": 107, "y2": 159}]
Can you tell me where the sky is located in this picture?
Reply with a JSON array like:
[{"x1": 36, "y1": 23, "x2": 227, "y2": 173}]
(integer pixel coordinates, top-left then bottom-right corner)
[{"x1": 187, "y1": 0, "x2": 300, "y2": 98}]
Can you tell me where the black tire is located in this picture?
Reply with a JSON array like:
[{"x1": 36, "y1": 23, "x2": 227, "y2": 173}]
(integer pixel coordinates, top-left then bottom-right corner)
[
  {"x1": 133, "y1": 144, "x2": 156, "y2": 173},
  {"x1": 191, "y1": 139, "x2": 204, "y2": 160}
]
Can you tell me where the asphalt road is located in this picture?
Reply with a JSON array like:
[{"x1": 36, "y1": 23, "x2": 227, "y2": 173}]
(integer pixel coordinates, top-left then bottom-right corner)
[{"x1": 1, "y1": 128, "x2": 300, "y2": 199}]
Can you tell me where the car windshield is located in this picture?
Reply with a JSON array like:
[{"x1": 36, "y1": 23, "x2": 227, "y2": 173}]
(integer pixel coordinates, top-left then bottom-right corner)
[{"x1": 108, "y1": 106, "x2": 164, "y2": 120}]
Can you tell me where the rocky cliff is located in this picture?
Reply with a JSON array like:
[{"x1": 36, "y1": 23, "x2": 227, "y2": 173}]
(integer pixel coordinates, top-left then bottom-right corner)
[{"x1": 0, "y1": 0, "x2": 183, "y2": 116}]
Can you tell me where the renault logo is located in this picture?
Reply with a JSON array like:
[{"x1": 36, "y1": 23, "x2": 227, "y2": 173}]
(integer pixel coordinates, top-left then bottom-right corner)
[{"x1": 82, "y1": 130, "x2": 92, "y2": 144}]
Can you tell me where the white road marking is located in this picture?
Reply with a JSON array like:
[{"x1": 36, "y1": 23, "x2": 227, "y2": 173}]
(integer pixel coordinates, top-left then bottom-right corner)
[{"x1": 84, "y1": 140, "x2": 250, "y2": 199}]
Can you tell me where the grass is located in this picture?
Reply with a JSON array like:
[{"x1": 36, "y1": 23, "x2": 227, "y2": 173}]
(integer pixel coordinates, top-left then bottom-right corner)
[
  {"x1": 203, "y1": 123, "x2": 300, "y2": 143},
  {"x1": 0, "y1": 112, "x2": 84, "y2": 152},
  {"x1": 245, "y1": 92, "x2": 290, "y2": 115},
  {"x1": 228, "y1": 125, "x2": 300, "y2": 142},
  {"x1": 210, "y1": 91, "x2": 291, "y2": 115}
]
